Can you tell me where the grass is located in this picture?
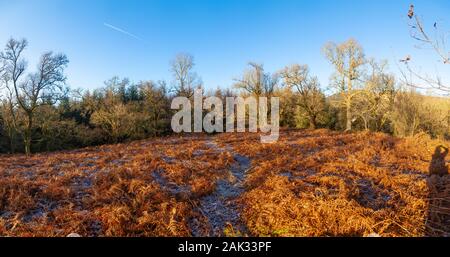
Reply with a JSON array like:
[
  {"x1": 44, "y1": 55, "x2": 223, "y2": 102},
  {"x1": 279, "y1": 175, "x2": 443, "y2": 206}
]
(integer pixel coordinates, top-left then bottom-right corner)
[{"x1": 0, "y1": 129, "x2": 448, "y2": 237}]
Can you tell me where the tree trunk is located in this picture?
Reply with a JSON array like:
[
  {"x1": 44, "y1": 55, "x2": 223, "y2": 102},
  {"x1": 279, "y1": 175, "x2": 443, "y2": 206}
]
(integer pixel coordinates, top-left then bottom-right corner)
[
  {"x1": 346, "y1": 74, "x2": 353, "y2": 132},
  {"x1": 309, "y1": 115, "x2": 317, "y2": 129},
  {"x1": 154, "y1": 113, "x2": 159, "y2": 137},
  {"x1": 363, "y1": 116, "x2": 369, "y2": 131},
  {"x1": 345, "y1": 101, "x2": 352, "y2": 131},
  {"x1": 24, "y1": 114, "x2": 33, "y2": 155},
  {"x1": 9, "y1": 131, "x2": 15, "y2": 154}
]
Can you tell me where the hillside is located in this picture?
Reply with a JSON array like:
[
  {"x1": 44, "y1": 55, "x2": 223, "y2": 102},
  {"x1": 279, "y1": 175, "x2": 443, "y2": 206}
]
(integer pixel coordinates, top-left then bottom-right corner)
[{"x1": 0, "y1": 129, "x2": 449, "y2": 237}]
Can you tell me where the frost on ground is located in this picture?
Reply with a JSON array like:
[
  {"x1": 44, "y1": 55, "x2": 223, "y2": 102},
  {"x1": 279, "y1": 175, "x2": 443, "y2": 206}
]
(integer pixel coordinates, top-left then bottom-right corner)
[
  {"x1": 188, "y1": 140, "x2": 251, "y2": 237},
  {"x1": 0, "y1": 130, "x2": 449, "y2": 237}
]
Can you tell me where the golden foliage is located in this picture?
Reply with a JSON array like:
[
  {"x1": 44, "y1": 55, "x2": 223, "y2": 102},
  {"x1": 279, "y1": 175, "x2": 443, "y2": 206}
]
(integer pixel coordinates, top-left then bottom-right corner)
[
  {"x1": 216, "y1": 129, "x2": 449, "y2": 237},
  {"x1": 0, "y1": 130, "x2": 448, "y2": 236}
]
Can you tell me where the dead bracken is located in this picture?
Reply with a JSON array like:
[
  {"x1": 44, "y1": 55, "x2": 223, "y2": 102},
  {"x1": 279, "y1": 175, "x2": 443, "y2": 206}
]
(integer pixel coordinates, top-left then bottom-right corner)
[{"x1": 0, "y1": 129, "x2": 449, "y2": 237}]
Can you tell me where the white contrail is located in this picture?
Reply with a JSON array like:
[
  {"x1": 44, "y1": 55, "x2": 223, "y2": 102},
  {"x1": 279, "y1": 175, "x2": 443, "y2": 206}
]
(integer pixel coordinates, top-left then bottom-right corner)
[{"x1": 103, "y1": 22, "x2": 142, "y2": 41}]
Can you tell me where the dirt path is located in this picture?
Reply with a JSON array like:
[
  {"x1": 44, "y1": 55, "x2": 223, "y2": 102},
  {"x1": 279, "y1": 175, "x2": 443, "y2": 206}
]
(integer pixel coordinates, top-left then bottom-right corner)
[
  {"x1": 151, "y1": 137, "x2": 251, "y2": 236},
  {"x1": 189, "y1": 139, "x2": 251, "y2": 236}
]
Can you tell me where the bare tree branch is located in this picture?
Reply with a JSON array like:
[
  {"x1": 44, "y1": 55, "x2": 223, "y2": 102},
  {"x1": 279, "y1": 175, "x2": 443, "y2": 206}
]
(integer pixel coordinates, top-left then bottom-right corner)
[
  {"x1": 0, "y1": 38, "x2": 68, "y2": 154},
  {"x1": 401, "y1": 5, "x2": 450, "y2": 93},
  {"x1": 170, "y1": 53, "x2": 201, "y2": 98}
]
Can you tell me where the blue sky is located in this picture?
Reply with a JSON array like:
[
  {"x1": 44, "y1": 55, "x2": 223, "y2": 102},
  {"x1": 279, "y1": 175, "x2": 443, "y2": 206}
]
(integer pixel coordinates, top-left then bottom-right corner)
[{"x1": 0, "y1": 0, "x2": 449, "y2": 92}]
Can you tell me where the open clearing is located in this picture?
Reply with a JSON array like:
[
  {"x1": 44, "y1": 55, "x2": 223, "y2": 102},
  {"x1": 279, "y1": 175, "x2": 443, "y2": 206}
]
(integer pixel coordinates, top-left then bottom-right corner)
[{"x1": 0, "y1": 129, "x2": 449, "y2": 237}]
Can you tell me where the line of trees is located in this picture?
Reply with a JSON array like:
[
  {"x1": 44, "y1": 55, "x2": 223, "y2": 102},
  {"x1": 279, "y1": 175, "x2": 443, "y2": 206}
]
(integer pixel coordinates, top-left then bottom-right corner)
[{"x1": 1, "y1": 14, "x2": 450, "y2": 154}]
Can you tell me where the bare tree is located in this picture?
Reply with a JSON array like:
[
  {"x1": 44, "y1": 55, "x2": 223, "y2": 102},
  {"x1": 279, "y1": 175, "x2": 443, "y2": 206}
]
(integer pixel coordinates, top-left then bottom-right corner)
[
  {"x1": 0, "y1": 77, "x2": 19, "y2": 153},
  {"x1": 400, "y1": 4, "x2": 450, "y2": 92},
  {"x1": 0, "y1": 68, "x2": 19, "y2": 153},
  {"x1": 234, "y1": 62, "x2": 278, "y2": 97},
  {"x1": 0, "y1": 57, "x2": 5, "y2": 85},
  {"x1": 280, "y1": 64, "x2": 326, "y2": 129},
  {"x1": 1, "y1": 39, "x2": 27, "y2": 153},
  {"x1": 139, "y1": 80, "x2": 170, "y2": 136},
  {"x1": 354, "y1": 59, "x2": 396, "y2": 131},
  {"x1": 170, "y1": 53, "x2": 201, "y2": 98},
  {"x1": 0, "y1": 38, "x2": 69, "y2": 155},
  {"x1": 104, "y1": 76, "x2": 130, "y2": 103},
  {"x1": 323, "y1": 38, "x2": 366, "y2": 131},
  {"x1": 391, "y1": 90, "x2": 424, "y2": 137},
  {"x1": 91, "y1": 102, "x2": 131, "y2": 142}
]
